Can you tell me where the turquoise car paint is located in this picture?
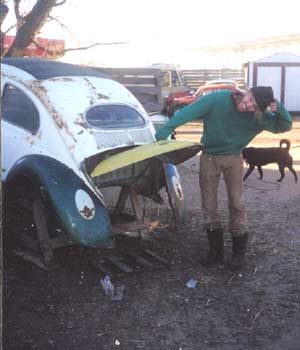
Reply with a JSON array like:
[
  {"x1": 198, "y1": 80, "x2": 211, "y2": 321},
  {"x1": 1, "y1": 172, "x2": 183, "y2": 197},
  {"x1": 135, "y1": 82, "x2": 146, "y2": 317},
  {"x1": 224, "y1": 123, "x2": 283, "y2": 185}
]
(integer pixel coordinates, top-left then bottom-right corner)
[{"x1": 5, "y1": 155, "x2": 113, "y2": 247}]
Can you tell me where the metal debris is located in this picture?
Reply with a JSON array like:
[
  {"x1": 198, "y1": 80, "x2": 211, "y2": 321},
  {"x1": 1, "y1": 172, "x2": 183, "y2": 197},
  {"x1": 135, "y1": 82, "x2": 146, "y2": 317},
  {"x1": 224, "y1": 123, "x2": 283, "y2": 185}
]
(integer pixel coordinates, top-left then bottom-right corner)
[
  {"x1": 186, "y1": 278, "x2": 198, "y2": 288},
  {"x1": 100, "y1": 275, "x2": 125, "y2": 301}
]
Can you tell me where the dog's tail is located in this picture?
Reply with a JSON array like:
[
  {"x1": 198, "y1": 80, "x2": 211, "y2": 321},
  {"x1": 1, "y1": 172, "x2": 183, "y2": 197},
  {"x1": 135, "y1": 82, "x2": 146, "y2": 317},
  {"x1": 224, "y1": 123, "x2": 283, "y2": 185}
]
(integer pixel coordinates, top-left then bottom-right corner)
[{"x1": 280, "y1": 139, "x2": 291, "y2": 151}]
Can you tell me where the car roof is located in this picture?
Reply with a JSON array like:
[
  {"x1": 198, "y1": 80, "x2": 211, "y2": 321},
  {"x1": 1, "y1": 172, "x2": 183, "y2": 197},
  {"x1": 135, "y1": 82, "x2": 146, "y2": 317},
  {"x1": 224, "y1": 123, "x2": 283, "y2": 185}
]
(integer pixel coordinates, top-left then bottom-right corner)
[
  {"x1": 205, "y1": 79, "x2": 237, "y2": 86},
  {"x1": 197, "y1": 83, "x2": 237, "y2": 91},
  {"x1": 1, "y1": 57, "x2": 109, "y2": 80}
]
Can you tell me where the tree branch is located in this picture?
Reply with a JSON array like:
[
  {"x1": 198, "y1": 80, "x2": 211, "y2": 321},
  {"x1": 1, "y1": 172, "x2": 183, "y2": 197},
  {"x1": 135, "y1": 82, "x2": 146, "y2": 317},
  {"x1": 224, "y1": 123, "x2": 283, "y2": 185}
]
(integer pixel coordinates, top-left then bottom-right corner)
[
  {"x1": 53, "y1": 0, "x2": 66, "y2": 7},
  {"x1": 5, "y1": 0, "x2": 58, "y2": 57},
  {"x1": 0, "y1": 2, "x2": 9, "y2": 27},
  {"x1": 3, "y1": 23, "x2": 16, "y2": 35},
  {"x1": 13, "y1": 0, "x2": 24, "y2": 29},
  {"x1": 64, "y1": 41, "x2": 130, "y2": 52},
  {"x1": 31, "y1": 39, "x2": 129, "y2": 57},
  {"x1": 47, "y1": 14, "x2": 70, "y2": 31}
]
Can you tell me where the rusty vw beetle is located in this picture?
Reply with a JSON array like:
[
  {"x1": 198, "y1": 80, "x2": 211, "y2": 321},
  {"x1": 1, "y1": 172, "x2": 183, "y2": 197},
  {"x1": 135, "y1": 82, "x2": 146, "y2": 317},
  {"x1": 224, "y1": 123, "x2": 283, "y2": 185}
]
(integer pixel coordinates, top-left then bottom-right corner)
[{"x1": 1, "y1": 58, "x2": 201, "y2": 267}]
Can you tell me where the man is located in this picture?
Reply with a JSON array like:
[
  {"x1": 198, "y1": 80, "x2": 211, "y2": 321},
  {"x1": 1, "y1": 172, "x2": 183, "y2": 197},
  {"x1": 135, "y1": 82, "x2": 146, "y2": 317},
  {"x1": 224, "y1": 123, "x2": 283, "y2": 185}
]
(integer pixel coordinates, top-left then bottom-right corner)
[{"x1": 155, "y1": 86, "x2": 292, "y2": 270}]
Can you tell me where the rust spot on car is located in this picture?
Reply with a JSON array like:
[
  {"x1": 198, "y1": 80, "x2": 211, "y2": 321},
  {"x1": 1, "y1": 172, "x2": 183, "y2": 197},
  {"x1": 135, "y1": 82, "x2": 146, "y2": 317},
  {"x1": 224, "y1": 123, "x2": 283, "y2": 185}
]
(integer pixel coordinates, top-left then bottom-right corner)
[
  {"x1": 28, "y1": 81, "x2": 78, "y2": 143},
  {"x1": 83, "y1": 77, "x2": 109, "y2": 101},
  {"x1": 175, "y1": 184, "x2": 184, "y2": 200},
  {"x1": 25, "y1": 135, "x2": 35, "y2": 146},
  {"x1": 49, "y1": 77, "x2": 74, "y2": 82},
  {"x1": 97, "y1": 93, "x2": 109, "y2": 100},
  {"x1": 83, "y1": 77, "x2": 96, "y2": 88},
  {"x1": 52, "y1": 110, "x2": 64, "y2": 129},
  {"x1": 24, "y1": 130, "x2": 43, "y2": 145},
  {"x1": 74, "y1": 116, "x2": 88, "y2": 129},
  {"x1": 30, "y1": 82, "x2": 48, "y2": 94}
]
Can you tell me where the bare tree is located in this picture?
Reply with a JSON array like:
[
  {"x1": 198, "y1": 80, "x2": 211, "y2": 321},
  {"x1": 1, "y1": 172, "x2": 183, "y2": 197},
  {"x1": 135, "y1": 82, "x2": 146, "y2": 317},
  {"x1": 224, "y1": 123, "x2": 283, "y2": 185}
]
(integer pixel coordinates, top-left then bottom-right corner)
[
  {"x1": 1, "y1": 2, "x2": 9, "y2": 50},
  {"x1": 1, "y1": 0, "x2": 66, "y2": 57},
  {"x1": 1, "y1": 0, "x2": 129, "y2": 58}
]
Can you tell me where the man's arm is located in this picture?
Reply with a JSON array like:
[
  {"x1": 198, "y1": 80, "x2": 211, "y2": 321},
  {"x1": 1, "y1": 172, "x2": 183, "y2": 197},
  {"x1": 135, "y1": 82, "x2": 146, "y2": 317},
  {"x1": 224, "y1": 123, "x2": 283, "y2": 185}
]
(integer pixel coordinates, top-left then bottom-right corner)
[
  {"x1": 155, "y1": 94, "x2": 213, "y2": 140},
  {"x1": 261, "y1": 100, "x2": 293, "y2": 133}
]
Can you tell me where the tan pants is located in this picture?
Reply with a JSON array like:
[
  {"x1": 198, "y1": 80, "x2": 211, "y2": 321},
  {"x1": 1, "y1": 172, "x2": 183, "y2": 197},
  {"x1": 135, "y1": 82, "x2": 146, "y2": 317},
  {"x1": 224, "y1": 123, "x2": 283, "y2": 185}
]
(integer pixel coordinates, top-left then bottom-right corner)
[{"x1": 199, "y1": 152, "x2": 248, "y2": 237}]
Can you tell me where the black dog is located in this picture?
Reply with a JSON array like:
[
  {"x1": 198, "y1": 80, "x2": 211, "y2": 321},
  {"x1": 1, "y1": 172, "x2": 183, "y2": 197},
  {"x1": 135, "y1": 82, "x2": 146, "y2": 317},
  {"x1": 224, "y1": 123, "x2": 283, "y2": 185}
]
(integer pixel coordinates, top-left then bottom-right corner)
[{"x1": 242, "y1": 139, "x2": 298, "y2": 183}]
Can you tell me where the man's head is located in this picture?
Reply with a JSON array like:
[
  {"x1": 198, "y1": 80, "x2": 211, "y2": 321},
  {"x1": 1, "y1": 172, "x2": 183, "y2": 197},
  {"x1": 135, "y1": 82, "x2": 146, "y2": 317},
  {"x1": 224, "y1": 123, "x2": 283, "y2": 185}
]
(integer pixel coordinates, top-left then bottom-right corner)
[{"x1": 236, "y1": 86, "x2": 274, "y2": 113}]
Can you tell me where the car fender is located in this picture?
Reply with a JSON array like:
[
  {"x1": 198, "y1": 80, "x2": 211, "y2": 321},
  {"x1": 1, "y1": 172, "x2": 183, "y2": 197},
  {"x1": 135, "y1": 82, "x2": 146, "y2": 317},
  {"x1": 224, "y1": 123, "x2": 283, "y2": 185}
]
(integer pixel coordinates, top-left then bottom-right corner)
[
  {"x1": 163, "y1": 163, "x2": 185, "y2": 223},
  {"x1": 4, "y1": 155, "x2": 113, "y2": 247}
]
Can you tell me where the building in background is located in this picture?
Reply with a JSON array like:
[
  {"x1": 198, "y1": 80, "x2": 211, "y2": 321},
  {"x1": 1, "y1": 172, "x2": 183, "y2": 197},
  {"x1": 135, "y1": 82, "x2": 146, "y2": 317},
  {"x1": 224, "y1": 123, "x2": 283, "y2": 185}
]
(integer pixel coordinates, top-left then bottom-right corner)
[{"x1": 245, "y1": 52, "x2": 300, "y2": 114}]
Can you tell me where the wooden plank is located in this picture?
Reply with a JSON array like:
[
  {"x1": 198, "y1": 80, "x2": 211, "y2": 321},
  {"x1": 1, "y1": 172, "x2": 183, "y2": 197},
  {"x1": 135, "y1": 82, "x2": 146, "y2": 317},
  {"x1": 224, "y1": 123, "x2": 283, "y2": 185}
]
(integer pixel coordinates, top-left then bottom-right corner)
[
  {"x1": 127, "y1": 252, "x2": 154, "y2": 268},
  {"x1": 144, "y1": 249, "x2": 170, "y2": 265},
  {"x1": 129, "y1": 188, "x2": 143, "y2": 221},
  {"x1": 89, "y1": 258, "x2": 113, "y2": 275},
  {"x1": 32, "y1": 194, "x2": 54, "y2": 266},
  {"x1": 127, "y1": 86, "x2": 161, "y2": 94},
  {"x1": 94, "y1": 66, "x2": 163, "y2": 113},
  {"x1": 12, "y1": 249, "x2": 60, "y2": 270},
  {"x1": 112, "y1": 187, "x2": 130, "y2": 219},
  {"x1": 134, "y1": 94, "x2": 158, "y2": 104},
  {"x1": 106, "y1": 255, "x2": 133, "y2": 272},
  {"x1": 102, "y1": 67, "x2": 162, "y2": 76},
  {"x1": 110, "y1": 76, "x2": 158, "y2": 85},
  {"x1": 50, "y1": 237, "x2": 74, "y2": 249}
]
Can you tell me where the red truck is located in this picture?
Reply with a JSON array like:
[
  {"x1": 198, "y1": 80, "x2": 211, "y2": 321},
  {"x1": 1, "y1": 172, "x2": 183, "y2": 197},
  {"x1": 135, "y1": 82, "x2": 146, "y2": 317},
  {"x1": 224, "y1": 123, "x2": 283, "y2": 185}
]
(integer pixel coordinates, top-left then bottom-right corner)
[{"x1": 167, "y1": 80, "x2": 239, "y2": 117}]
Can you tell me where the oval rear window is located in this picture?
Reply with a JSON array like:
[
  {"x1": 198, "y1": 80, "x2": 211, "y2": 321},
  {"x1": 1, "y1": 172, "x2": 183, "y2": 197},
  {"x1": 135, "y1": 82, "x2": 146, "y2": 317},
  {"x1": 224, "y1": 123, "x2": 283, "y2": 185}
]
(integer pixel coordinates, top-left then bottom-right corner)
[{"x1": 86, "y1": 105, "x2": 145, "y2": 129}]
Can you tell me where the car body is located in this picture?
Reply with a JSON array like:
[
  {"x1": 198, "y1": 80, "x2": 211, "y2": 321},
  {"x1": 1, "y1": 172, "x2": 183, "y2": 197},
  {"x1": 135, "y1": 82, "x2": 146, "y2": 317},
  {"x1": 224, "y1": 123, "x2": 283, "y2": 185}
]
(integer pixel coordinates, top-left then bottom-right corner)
[
  {"x1": 1, "y1": 58, "x2": 201, "y2": 265},
  {"x1": 168, "y1": 81, "x2": 239, "y2": 116},
  {"x1": 164, "y1": 90, "x2": 192, "y2": 116}
]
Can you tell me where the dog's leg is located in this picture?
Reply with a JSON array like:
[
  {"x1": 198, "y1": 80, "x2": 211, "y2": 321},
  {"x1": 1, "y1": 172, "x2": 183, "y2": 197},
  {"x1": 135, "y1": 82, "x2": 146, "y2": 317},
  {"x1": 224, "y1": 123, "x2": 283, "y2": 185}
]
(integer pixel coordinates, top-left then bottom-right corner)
[
  {"x1": 243, "y1": 165, "x2": 255, "y2": 181},
  {"x1": 287, "y1": 164, "x2": 298, "y2": 183},
  {"x1": 257, "y1": 166, "x2": 263, "y2": 180},
  {"x1": 277, "y1": 164, "x2": 285, "y2": 182}
]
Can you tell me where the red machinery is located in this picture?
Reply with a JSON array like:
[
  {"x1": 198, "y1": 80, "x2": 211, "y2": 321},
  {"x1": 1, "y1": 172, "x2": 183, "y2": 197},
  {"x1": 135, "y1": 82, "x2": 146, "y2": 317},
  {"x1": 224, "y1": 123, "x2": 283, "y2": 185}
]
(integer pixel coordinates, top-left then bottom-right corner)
[{"x1": 2, "y1": 35, "x2": 65, "y2": 58}]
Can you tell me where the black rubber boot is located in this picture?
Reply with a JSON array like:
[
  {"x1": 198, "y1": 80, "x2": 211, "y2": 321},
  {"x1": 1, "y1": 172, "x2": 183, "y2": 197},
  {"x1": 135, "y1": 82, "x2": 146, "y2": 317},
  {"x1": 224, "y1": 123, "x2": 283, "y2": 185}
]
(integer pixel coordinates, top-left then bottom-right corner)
[
  {"x1": 227, "y1": 232, "x2": 248, "y2": 271},
  {"x1": 200, "y1": 228, "x2": 224, "y2": 267}
]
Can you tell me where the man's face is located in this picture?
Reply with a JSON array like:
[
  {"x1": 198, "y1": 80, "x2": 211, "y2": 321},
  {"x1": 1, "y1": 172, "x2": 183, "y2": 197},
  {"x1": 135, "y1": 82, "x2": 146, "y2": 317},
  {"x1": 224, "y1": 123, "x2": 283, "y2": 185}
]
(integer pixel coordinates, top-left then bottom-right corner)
[{"x1": 237, "y1": 92, "x2": 258, "y2": 112}]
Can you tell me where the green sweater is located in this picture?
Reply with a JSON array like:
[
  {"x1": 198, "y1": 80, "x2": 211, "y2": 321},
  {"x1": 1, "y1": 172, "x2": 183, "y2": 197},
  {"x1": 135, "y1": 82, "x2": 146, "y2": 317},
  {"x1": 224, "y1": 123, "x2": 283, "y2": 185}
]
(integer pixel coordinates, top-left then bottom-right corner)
[{"x1": 155, "y1": 90, "x2": 293, "y2": 155}]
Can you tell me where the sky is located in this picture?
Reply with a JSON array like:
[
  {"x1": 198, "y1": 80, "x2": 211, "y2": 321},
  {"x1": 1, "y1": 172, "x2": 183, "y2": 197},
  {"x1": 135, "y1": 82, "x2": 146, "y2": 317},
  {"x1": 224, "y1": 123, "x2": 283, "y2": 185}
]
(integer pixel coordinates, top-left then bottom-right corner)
[{"x1": 3, "y1": 0, "x2": 300, "y2": 67}]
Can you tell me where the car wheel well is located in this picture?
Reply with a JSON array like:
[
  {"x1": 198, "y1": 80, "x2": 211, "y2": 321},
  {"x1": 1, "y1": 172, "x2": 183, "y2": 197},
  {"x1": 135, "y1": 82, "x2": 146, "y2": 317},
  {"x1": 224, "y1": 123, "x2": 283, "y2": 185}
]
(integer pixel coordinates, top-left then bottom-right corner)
[{"x1": 4, "y1": 174, "x2": 37, "y2": 201}]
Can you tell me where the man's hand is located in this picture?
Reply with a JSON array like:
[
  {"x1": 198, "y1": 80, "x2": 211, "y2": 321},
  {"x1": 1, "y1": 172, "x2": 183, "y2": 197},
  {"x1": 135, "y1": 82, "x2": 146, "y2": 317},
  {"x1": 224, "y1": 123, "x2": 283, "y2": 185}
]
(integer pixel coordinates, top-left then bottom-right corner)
[{"x1": 269, "y1": 100, "x2": 277, "y2": 113}]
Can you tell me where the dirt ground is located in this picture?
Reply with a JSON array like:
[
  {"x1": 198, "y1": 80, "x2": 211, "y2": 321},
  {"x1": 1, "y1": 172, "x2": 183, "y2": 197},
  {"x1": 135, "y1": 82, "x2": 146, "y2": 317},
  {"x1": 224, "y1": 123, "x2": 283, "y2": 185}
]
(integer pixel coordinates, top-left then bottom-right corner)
[{"x1": 3, "y1": 119, "x2": 300, "y2": 350}]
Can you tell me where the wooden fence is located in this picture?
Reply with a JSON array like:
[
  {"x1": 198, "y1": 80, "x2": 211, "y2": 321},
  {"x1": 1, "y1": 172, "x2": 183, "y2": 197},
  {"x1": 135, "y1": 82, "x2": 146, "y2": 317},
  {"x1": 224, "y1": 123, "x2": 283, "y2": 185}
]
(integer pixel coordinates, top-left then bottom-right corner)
[
  {"x1": 179, "y1": 69, "x2": 246, "y2": 89},
  {"x1": 92, "y1": 66, "x2": 246, "y2": 113},
  {"x1": 96, "y1": 67, "x2": 163, "y2": 113}
]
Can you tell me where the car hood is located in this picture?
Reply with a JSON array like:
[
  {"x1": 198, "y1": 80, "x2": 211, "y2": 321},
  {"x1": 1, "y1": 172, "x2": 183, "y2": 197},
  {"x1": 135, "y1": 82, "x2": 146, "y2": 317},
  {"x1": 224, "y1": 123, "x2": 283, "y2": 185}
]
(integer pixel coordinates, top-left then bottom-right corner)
[
  {"x1": 85, "y1": 139, "x2": 201, "y2": 182},
  {"x1": 90, "y1": 140, "x2": 200, "y2": 177}
]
